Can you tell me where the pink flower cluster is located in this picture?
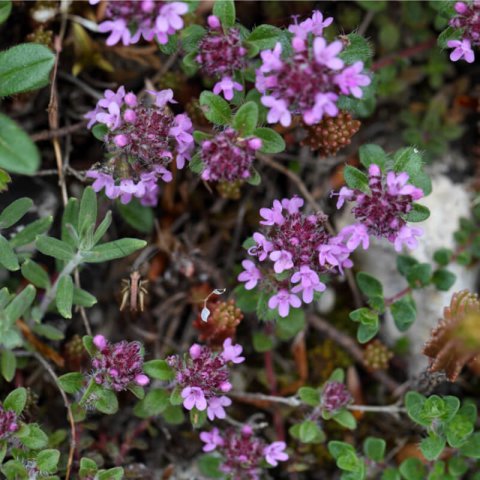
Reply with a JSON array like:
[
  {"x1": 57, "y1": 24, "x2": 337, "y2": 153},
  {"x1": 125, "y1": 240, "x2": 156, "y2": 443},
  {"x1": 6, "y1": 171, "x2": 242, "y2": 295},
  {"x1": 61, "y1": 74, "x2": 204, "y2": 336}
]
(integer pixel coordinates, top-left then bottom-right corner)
[
  {"x1": 334, "y1": 165, "x2": 424, "y2": 252},
  {"x1": 238, "y1": 197, "x2": 357, "y2": 318},
  {"x1": 255, "y1": 10, "x2": 370, "y2": 126},
  {"x1": 200, "y1": 425, "x2": 288, "y2": 478},
  {"x1": 321, "y1": 381, "x2": 352, "y2": 413},
  {"x1": 85, "y1": 87, "x2": 194, "y2": 206},
  {"x1": 91, "y1": 0, "x2": 188, "y2": 46},
  {"x1": 200, "y1": 128, "x2": 262, "y2": 182},
  {"x1": 167, "y1": 338, "x2": 244, "y2": 420},
  {"x1": 0, "y1": 405, "x2": 18, "y2": 440},
  {"x1": 195, "y1": 15, "x2": 246, "y2": 100},
  {"x1": 447, "y1": 2, "x2": 479, "y2": 63},
  {"x1": 91, "y1": 335, "x2": 150, "y2": 392}
]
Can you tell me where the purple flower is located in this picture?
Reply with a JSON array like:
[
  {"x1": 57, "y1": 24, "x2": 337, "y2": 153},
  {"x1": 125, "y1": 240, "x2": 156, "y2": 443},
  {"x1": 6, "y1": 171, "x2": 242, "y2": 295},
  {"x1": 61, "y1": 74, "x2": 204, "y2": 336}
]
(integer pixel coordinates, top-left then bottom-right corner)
[
  {"x1": 221, "y1": 338, "x2": 245, "y2": 364},
  {"x1": 157, "y1": 2, "x2": 188, "y2": 33},
  {"x1": 261, "y1": 96, "x2": 292, "y2": 127},
  {"x1": 338, "y1": 224, "x2": 370, "y2": 251},
  {"x1": 248, "y1": 232, "x2": 274, "y2": 261},
  {"x1": 0, "y1": 406, "x2": 19, "y2": 440},
  {"x1": 259, "y1": 43, "x2": 283, "y2": 72},
  {"x1": 291, "y1": 266, "x2": 326, "y2": 303},
  {"x1": 238, "y1": 260, "x2": 262, "y2": 290},
  {"x1": 281, "y1": 196, "x2": 304, "y2": 214},
  {"x1": 93, "y1": 334, "x2": 107, "y2": 351},
  {"x1": 334, "y1": 61, "x2": 371, "y2": 98},
  {"x1": 334, "y1": 186, "x2": 355, "y2": 209},
  {"x1": 148, "y1": 88, "x2": 176, "y2": 107},
  {"x1": 169, "y1": 113, "x2": 194, "y2": 168},
  {"x1": 86, "y1": 171, "x2": 119, "y2": 200},
  {"x1": 268, "y1": 289, "x2": 301, "y2": 317},
  {"x1": 393, "y1": 226, "x2": 423, "y2": 252},
  {"x1": 259, "y1": 200, "x2": 284, "y2": 226},
  {"x1": 200, "y1": 428, "x2": 224, "y2": 452},
  {"x1": 263, "y1": 441, "x2": 289, "y2": 467},
  {"x1": 448, "y1": 38, "x2": 475, "y2": 63},
  {"x1": 207, "y1": 396, "x2": 232, "y2": 420},
  {"x1": 386, "y1": 172, "x2": 423, "y2": 199},
  {"x1": 269, "y1": 250, "x2": 294, "y2": 274},
  {"x1": 288, "y1": 10, "x2": 333, "y2": 40},
  {"x1": 95, "y1": 102, "x2": 122, "y2": 130},
  {"x1": 313, "y1": 37, "x2": 344, "y2": 70},
  {"x1": 213, "y1": 76, "x2": 243, "y2": 101},
  {"x1": 321, "y1": 381, "x2": 351, "y2": 412},
  {"x1": 98, "y1": 19, "x2": 131, "y2": 46},
  {"x1": 304, "y1": 92, "x2": 339, "y2": 125},
  {"x1": 181, "y1": 386, "x2": 207, "y2": 411}
]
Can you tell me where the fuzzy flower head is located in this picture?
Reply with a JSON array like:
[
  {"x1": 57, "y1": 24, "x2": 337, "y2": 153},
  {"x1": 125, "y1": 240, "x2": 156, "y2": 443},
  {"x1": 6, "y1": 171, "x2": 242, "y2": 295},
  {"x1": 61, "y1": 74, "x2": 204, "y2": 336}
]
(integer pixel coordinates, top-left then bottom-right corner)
[
  {"x1": 448, "y1": 1, "x2": 480, "y2": 63},
  {"x1": 256, "y1": 11, "x2": 370, "y2": 126},
  {"x1": 95, "y1": 1, "x2": 188, "y2": 46},
  {"x1": 239, "y1": 196, "x2": 355, "y2": 317},
  {"x1": 167, "y1": 339, "x2": 244, "y2": 419},
  {"x1": 200, "y1": 426, "x2": 288, "y2": 478},
  {"x1": 321, "y1": 381, "x2": 352, "y2": 413},
  {"x1": 200, "y1": 128, "x2": 261, "y2": 183},
  {"x1": 0, "y1": 405, "x2": 19, "y2": 440},
  {"x1": 334, "y1": 165, "x2": 425, "y2": 251},
  {"x1": 85, "y1": 87, "x2": 193, "y2": 206},
  {"x1": 91, "y1": 335, "x2": 149, "y2": 391}
]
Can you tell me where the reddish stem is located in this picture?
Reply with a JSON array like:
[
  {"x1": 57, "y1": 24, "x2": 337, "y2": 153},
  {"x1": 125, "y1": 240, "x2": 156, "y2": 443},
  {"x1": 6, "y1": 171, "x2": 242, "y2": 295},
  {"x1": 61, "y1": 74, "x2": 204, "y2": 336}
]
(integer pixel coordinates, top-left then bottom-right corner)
[
  {"x1": 115, "y1": 419, "x2": 150, "y2": 465},
  {"x1": 385, "y1": 286, "x2": 412, "y2": 306},
  {"x1": 264, "y1": 345, "x2": 285, "y2": 441}
]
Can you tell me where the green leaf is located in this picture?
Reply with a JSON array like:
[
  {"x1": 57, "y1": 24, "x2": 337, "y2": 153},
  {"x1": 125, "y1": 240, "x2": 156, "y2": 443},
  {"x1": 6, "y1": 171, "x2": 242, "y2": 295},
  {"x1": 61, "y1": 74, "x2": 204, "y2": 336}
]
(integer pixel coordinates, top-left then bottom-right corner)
[
  {"x1": 349, "y1": 308, "x2": 379, "y2": 342},
  {"x1": 163, "y1": 405, "x2": 185, "y2": 425},
  {"x1": 95, "y1": 389, "x2": 119, "y2": 415},
  {"x1": 134, "y1": 389, "x2": 170, "y2": 418},
  {"x1": 91, "y1": 123, "x2": 108, "y2": 141},
  {"x1": 199, "y1": 91, "x2": 232, "y2": 125},
  {"x1": 9, "y1": 216, "x2": 52, "y2": 248},
  {"x1": 83, "y1": 238, "x2": 146, "y2": 263},
  {"x1": 390, "y1": 298, "x2": 416, "y2": 332},
  {"x1": 431, "y1": 269, "x2": 456, "y2": 292},
  {"x1": 343, "y1": 165, "x2": 369, "y2": 193},
  {"x1": 92, "y1": 211, "x2": 112, "y2": 246},
  {"x1": 78, "y1": 187, "x2": 97, "y2": 239},
  {"x1": 193, "y1": 130, "x2": 212, "y2": 143},
  {"x1": 252, "y1": 332, "x2": 273, "y2": 352},
  {"x1": 0, "y1": 235, "x2": 19, "y2": 271},
  {"x1": 357, "y1": 0, "x2": 387, "y2": 12},
  {"x1": 0, "y1": 1, "x2": 12, "y2": 24},
  {"x1": 36, "y1": 449, "x2": 60, "y2": 473},
  {"x1": 181, "y1": 24, "x2": 206, "y2": 52},
  {"x1": 363, "y1": 437, "x2": 386, "y2": 462},
  {"x1": 339, "y1": 33, "x2": 373, "y2": 64},
  {"x1": 58, "y1": 372, "x2": 84, "y2": 394},
  {"x1": 332, "y1": 409, "x2": 357, "y2": 430},
  {"x1": 190, "y1": 407, "x2": 207, "y2": 429},
  {"x1": 82, "y1": 335, "x2": 95, "y2": 356},
  {"x1": 232, "y1": 101, "x2": 258, "y2": 136},
  {"x1": 396, "y1": 255, "x2": 418, "y2": 276},
  {"x1": 188, "y1": 152, "x2": 204, "y2": 174},
  {"x1": 438, "y1": 26, "x2": 462, "y2": 49},
  {"x1": 212, "y1": 0, "x2": 235, "y2": 28},
  {"x1": 433, "y1": 248, "x2": 452, "y2": 266},
  {"x1": 143, "y1": 360, "x2": 174, "y2": 381},
  {"x1": 399, "y1": 458, "x2": 427, "y2": 480},
  {"x1": 296, "y1": 420, "x2": 325, "y2": 444},
  {"x1": 158, "y1": 33, "x2": 178, "y2": 54},
  {"x1": 459, "y1": 432, "x2": 480, "y2": 458},
  {"x1": 393, "y1": 147, "x2": 423, "y2": 176},
  {"x1": 56, "y1": 275, "x2": 74, "y2": 319},
  {"x1": 359, "y1": 144, "x2": 387, "y2": 170},
  {"x1": 0, "y1": 198, "x2": 33, "y2": 229},
  {"x1": 406, "y1": 263, "x2": 432, "y2": 287},
  {"x1": 117, "y1": 199, "x2": 154, "y2": 234},
  {"x1": 253, "y1": 127, "x2": 285, "y2": 154},
  {"x1": 276, "y1": 308, "x2": 305, "y2": 340},
  {"x1": 79, "y1": 457, "x2": 98, "y2": 477},
  {"x1": 356, "y1": 272, "x2": 383, "y2": 298},
  {"x1": 72, "y1": 287, "x2": 97, "y2": 308},
  {"x1": 0, "y1": 43, "x2": 55, "y2": 97},
  {"x1": 21, "y1": 260, "x2": 50, "y2": 289},
  {"x1": 198, "y1": 454, "x2": 223, "y2": 479},
  {"x1": 1, "y1": 459, "x2": 27, "y2": 477},
  {"x1": 4, "y1": 387, "x2": 27, "y2": 415},
  {"x1": 0, "y1": 113, "x2": 40, "y2": 174},
  {"x1": 1, "y1": 349, "x2": 16, "y2": 382},
  {"x1": 233, "y1": 284, "x2": 259, "y2": 313},
  {"x1": 420, "y1": 434, "x2": 446, "y2": 461},
  {"x1": 32, "y1": 323, "x2": 64, "y2": 341},
  {"x1": 245, "y1": 24, "x2": 281, "y2": 51},
  {"x1": 5, "y1": 284, "x2": 36, "y2": 323},
  {"x1": 247, "y1": 168, "x2": 261, "y2": 186},
  {"x1": 97, "y1": 467, "x2": 124, "y2": 480},
  {"x1": 445, "y1": 412, "x2": 474, "y2": 448},
  {"x1": 170, "y1": 388, "x2": 183, "y2": 406},
  {"x1": 298, "y1": 387, "x2": 320, "y2": 407},
  {"x1": 62, "y1": 198, "x2": 79, "y2": 247},
  {"x1": 409, "y1": 171, "x2": 432, "y2": 197},
  {"x1": 36, "y1": 236, "x2": 75, "y2": 262},
  {"x1": 448, "y1": 457, "x2": 468, "y2": 476},
  {"x1": 405, "y1": 204, "x2": 430, "y2": 222}
]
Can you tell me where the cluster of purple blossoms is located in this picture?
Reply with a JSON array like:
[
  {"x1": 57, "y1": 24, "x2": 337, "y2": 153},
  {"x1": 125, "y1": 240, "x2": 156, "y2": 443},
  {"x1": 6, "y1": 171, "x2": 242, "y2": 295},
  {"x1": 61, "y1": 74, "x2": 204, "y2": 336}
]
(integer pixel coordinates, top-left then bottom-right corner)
[
  {"x1": 200, "y1": 129, "x2": 262, "y2": 182},
  {"x1": 255, "y1": 10, "x2": 371, "y2": 127},
  {"x1": 0, "y1": 405, "x2": 18, "y2": 440},
  {"x1": 238, "y1": 196, "x2": 358, "y2": 318},
  {"x1": 321, "y1": 381, "x2": 352, "y2": 413},
  {"x1": 85, "y1": 87, "x2": 194, "y2": 206},
  {"x1": 167, "y1": 338, "x2": 244, "y2": 420},
  {"x1": 447, "y1": 1, "x2": 479, "y2": 63},
  {"x1": 195, "y1": 15, "x2": 246, "y2": 100},
  {"x1": 91, "y1": 335, "x2": 150, "y2": 392},
  {"x1": 90, "y1": 0, "x2": 188, "y2": 47},
  {"x1": 200, "y1": 425, "x2": 288, "y2": 479},
  {"x1": 333, "y1": 165, "x2": 424, "y2": 252}
]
